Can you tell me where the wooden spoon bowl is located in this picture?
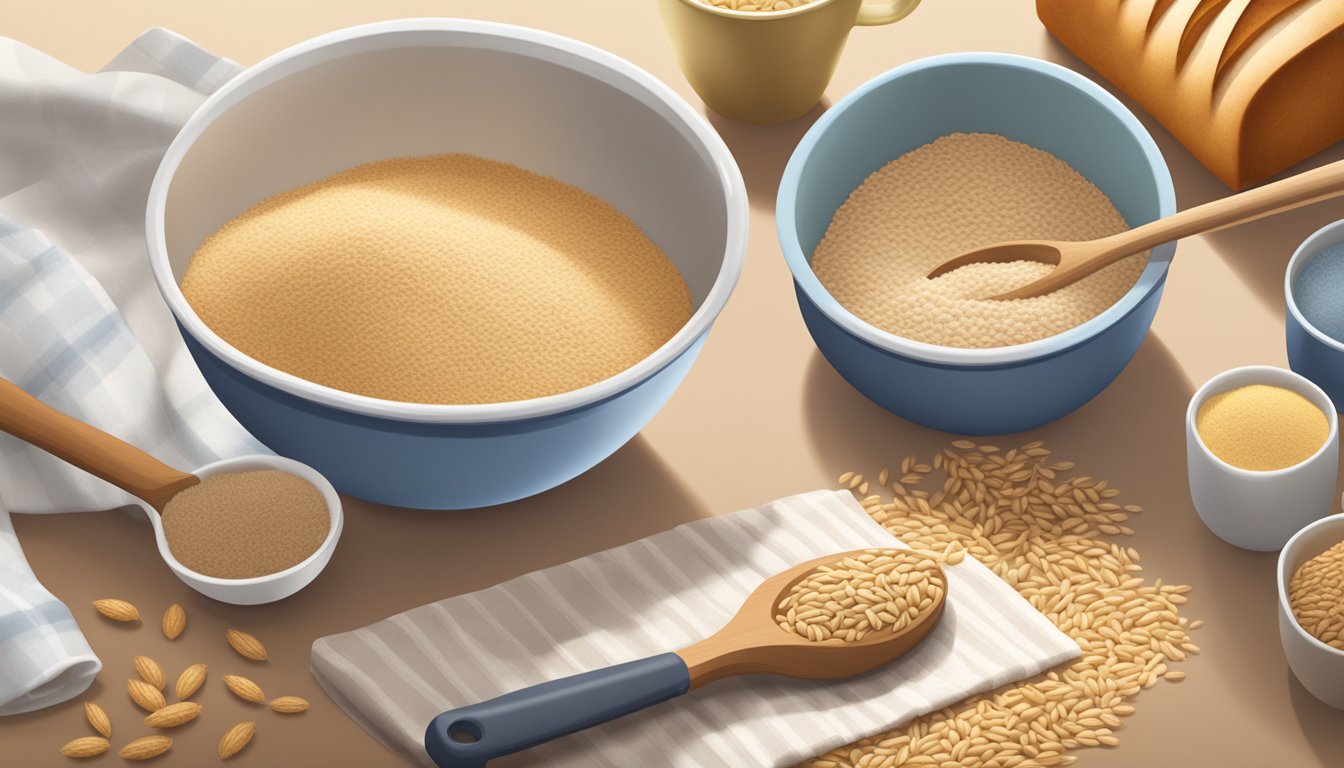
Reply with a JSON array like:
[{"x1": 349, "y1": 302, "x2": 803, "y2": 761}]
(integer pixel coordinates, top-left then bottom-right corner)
[{"x1": 681, "y1": 549, "x2": 948, "y2": 688}]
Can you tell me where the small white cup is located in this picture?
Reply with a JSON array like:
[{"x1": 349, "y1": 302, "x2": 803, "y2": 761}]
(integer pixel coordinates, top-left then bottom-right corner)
[
  {"x1": 1186, "y1": 365, "x2": 1339, "y2": 551},
  {"x1": 1279, "y1": 514, "x2": 1344, "y2": 709}
]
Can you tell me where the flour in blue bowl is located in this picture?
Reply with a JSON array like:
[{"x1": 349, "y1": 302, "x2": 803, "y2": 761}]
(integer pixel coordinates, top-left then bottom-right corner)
[{"x1": 1294, "y1": 243, "x2": 1344, "y2": 343}]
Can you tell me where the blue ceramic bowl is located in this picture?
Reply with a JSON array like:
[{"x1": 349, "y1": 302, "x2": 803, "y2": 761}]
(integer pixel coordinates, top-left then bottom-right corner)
[
  {"x1": 777, "y1": 53, "x2": 1176, "y2": 435},
  {"x1": 1286, "y1": 219, "x2": 1344, "y2": 411},
  {"x1": 147, "y1": 20, "x2": 747, "y2": 509}
]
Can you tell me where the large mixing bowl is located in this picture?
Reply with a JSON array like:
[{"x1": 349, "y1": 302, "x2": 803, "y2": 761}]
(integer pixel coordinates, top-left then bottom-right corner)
[
  {"x1": 777, "y1": 53, "x2": 1175, "y2": 435},
  {"x1": 148, "y1": 19, "x2": 747, "y2": 509}
]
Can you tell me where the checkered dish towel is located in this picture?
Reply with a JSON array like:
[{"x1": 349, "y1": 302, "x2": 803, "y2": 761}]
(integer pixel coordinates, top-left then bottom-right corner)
[
  {"x1": 313, "y1": 491, "x2": 1080, "y2": 768},
  {"x1": 0, "y1": 30, "x2": 259, "y2": 715}
]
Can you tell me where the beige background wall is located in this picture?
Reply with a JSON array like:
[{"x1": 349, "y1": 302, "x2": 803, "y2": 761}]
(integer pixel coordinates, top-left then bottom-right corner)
[{"x1": 3, "y1": 0, "x2": 1343, "y2": 766}]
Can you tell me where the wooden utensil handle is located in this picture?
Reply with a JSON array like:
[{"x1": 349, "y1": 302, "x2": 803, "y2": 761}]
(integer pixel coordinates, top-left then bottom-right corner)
[
  {"x1": 0, "y1": 377, "x2": 197, "y2": 510},
  {"x1": 1101, "y1": 157, "x2": 1344, "y2": 259}
]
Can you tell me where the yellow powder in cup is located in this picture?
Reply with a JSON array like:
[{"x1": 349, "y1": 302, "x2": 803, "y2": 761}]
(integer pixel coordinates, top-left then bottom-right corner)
[
  {"x1": 181, "y1": 154, "x2": 692, "y2": 405},
  {"x1": 811, "y1": 132, "x2": 1146, "y2": 349},
  {"x1": 162, "y1": 470, "x2": 329, "y2": 579},
  {"x1": 1196, "y1": 384, "x2": 1329, "y2": 471}
]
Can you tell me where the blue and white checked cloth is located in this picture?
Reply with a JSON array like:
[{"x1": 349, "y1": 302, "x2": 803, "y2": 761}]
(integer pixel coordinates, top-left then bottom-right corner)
[{"x1": 0, "y1": 29, "x2": 260, "y2": 715}]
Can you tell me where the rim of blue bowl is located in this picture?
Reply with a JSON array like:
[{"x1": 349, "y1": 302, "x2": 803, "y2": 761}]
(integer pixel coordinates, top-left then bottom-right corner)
[
  {"x1": 147, "y1": 18, "x2": 748, "y2": 425},
  {"x1": 776, "y1": 52, "x2": 1177, "y2": 368},
  {"x1": 1286, "y1": 218, "x2": 1344, "y2": 356}
]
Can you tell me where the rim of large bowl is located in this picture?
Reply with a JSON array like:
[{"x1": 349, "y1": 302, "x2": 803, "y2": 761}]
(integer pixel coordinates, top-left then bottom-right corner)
[
  {"x1": 1286, "y1": 219, "x2": 1344, "y2": 356},
  {"x1": 147, "y1": 18, "x2": 748, "y2": 425},
  {"x1": 775, "y1": 52, "x2": 1177, "y2": 368},
  {"x1": 1278, "y1": 514, "x2": 1344, "y2": 660}
]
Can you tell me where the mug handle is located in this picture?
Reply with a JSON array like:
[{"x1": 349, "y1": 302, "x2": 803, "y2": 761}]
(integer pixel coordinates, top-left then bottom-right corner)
[{"x1": 855, "y1": 0, "x2": 921, "y2": 25}]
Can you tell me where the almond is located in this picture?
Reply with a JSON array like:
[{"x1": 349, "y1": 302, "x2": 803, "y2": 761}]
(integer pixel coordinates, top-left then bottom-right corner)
[
  {"x1": 58, "y1": 736, "x2": 109, "y2": 758},
  {"x1": 223, "y1": 674, "x2": 265, "y2": 704},
  {"x1": 144, "y1": 701, "x2": 203, "y2": 728},
  {"x1": 175, "y1": 663, "x2": 207, "y2": 701},
  {"x1": 218, "y1": 721, "x2": 255, "y2": 760},
  {"x1": 127, "y1": 679, "x2": 166, "y2": 713},
  {"x1": 162, "y1": 603, "x2": 186, "y2": 640},
  {"x1": 83, "y1": 701, "x2": 111, "y2": 738},
  {"x1": 226, "y1": 629, "x2": 268, "y2": 661},
  {"x1": 268, "y1": 695, "x2": 310, "y2": 714},
  {"x1": 134, "y1": 655, "x2": 165, "y2": 690},
  {"x1": 119, "y1": 735, "x2": 172, "y2": 761},
  {"x1": 92, "y1": 599, "x2": 139, "y2": 622}
]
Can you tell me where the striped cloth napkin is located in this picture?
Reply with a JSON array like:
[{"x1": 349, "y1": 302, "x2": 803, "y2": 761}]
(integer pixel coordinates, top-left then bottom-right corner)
[
  {"x1": 0, "y1": 30, "x2": 258, "y2": 715},
  {"x1": 312, "y1": 490, "x2": 1079, "y2": 767}
]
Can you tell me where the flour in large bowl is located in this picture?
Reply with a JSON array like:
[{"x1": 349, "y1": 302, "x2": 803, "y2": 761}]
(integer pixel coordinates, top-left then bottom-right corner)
[
  {"x1": 811, "y1": 133, "x2": 1146, "y2": 349},
  {"x1": 181, "y1": 154, "x2": 692, "y2": 404}
]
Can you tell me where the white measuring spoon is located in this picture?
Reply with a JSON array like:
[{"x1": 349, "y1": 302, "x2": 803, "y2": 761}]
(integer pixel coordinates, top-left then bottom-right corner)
[{"x1": 0, "y1": 377, "x2": 342, "y2": 605}]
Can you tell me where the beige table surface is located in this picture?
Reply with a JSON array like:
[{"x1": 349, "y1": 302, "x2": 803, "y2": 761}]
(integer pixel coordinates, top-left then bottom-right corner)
[{"x1": 4, "y1": 0, "x2": 1344, "y2": 766}]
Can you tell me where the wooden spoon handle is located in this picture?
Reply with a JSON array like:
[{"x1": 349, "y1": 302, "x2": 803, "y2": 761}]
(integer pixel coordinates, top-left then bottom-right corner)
[
  {"x1": 1097, "y1": 157, "x2": 1344, "y2": 260},
  {"x1": 0, "y1": 377, "x2": 197, "y2": 511}
]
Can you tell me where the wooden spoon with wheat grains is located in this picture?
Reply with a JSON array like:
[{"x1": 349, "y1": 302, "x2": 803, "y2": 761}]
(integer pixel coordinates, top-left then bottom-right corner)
[{"x1": 425, "y1": 548, "x2": 947, "y2": 768}]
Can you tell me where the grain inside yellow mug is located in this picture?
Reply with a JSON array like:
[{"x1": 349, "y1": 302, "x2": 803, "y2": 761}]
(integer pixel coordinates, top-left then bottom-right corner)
[{"x1": 658, "y1": 0, "x2": 921, "y2": 124}]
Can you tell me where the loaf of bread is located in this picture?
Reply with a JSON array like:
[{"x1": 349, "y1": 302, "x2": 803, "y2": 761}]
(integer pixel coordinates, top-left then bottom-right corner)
[{"x1": 1038, "y1": 0, "x2": 1344, "y2": 190}]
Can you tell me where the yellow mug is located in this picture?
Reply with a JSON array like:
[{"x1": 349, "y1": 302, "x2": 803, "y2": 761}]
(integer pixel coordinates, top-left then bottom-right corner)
[{"x1": 658, "y1": 0, "x2": 921, "y2": 124}]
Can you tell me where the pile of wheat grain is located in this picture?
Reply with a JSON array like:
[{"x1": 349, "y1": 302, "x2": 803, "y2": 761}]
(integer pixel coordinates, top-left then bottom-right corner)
[
  {"x1": 776, "y1": 549, "x2": 946, "y2": 643},
  {"x1": 806, "y1": 440, "x2": 1198, "y2": 768}
]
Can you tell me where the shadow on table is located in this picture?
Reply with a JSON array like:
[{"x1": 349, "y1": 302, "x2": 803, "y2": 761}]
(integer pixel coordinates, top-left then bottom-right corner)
[
  {"x1": 705, "y1": 101, "x2": 828, "y2": 211},
  {"x1": 1287, "y1": 667, "x2": 1344, "y2": 766},
  {"x1": 798, "y1": 332, "x2": 1195, "y2": 482},
  {"x1": 1200, "y1": 140, "x2": 1344, "y2": 315},
  {"x1": 11, "y1": 434, "x2": 708, "y2": 631},
  {"x1": 1040, "y1": 35, "x2": 1344, "y2": 316},
  {"x1": 305, "y1": 434, "x2": 711, "y2": 622}
]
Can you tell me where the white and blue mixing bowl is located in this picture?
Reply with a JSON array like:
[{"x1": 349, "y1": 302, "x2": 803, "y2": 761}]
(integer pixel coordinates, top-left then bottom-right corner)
[
  {"x1": 147, "y1": 19, "x2": 747, "y2": 509},
  {"x1": 776, "y1": 53, "x2": 1175, "y2": 435}
]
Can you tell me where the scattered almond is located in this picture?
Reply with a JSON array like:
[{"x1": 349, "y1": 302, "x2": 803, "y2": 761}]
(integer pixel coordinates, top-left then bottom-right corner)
[
  {"x1": 176, "y1": 663, "x2": 208, "y2": 701},
  {"x1": 218, "y1": 721, "x2": 255, "y2": 760},
  {"x1": 223, "y1": 674, "x2": 265, "y2": 704},
  {"x1": 134, "y1": 655, "x2": 165, "y2": 690},
  {"x1": 83, "y1": 701, "x2": 111, "y2": 738},
  {"x1": 162, "y1": 603, "x2": 186, "y2": 640},
  {"x1": 269, "y1": 696, "x2": 309, "y2": 714},
  {"x1": 144, "y1": 701, "x2": 204, "y2": 728},
  {"x1": 92, "y1": 599, "x2": 139, "y2": 622},
  {"x1": 226, "y1": 629, "x2": 268, "y2": 662},
  {"x1": 119, "y1": 735, "x2": 172, "y2": 761},
  {"x1": 127, "y1": 679, "x2": 166, "y2": 713},
  {"x1": 58, "y1": 736, "x2": 109, "y2": 758}
]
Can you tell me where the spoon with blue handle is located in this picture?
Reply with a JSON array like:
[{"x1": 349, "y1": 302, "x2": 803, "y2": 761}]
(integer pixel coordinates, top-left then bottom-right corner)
[{"x1": 424, "y1": 548, "x2": 948, "y2": 767}]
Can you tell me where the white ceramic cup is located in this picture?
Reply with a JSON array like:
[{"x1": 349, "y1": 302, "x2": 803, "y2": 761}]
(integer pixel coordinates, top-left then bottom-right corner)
[
  {"x1": 1186, "y1": 365, "x2": 1339, "y2": 551},
  {"x1": 1278, "y1": 514, "x2": 1344, "y2": 709}
]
